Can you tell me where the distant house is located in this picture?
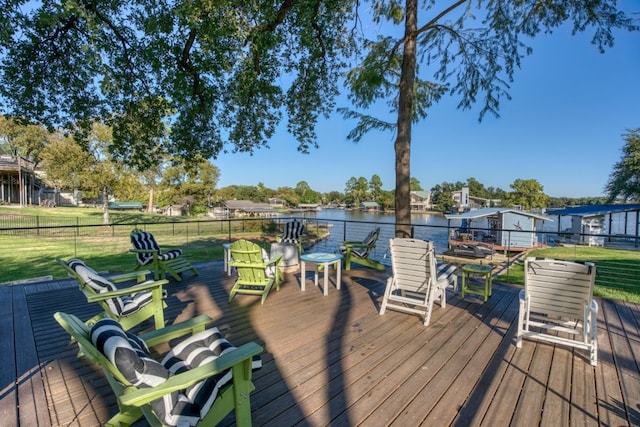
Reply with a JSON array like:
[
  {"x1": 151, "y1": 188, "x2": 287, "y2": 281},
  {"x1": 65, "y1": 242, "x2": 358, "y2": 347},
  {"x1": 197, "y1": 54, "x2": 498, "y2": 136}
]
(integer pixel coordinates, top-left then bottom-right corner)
[
  {"x1": 162, "y1": 205, "x2": 188, "y2": 216},
  {"x1": 445, "y1": 207, "x2": 551, "y2": 250},
  {"x1": 298, "y1": 203, "x2": 321, "y2": 211},
  {"x1": 546, "y1": 204, "x2": 640, "y2": 247},
  {"x1": 410, "y1": 191, "x2": 432, "y2": 211},
  {"x1": 269, "y1": 197, "x2": 286, "y2": 208},
  {"x1": 451, "y1": 187, "x2": 500, "y2": 212},
  {"x1": 222, "y1": 200, "x2": 278, "y2": 217},
  {"x1": 360, "y1": 201, "x2": 380, "y2": 212},
  {"x1": 0, "y1": 154, "x2": 42, "y2": 205}
]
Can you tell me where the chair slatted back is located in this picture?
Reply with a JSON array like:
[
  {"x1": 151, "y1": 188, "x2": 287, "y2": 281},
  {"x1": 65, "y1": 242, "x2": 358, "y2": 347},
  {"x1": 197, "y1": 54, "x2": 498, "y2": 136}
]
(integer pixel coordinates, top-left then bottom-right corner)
[
  {"x1": 131, "y1": 231, "x2": 160, "y2": 264},
  {"x1": 525, "y1": 258, "x2": 595, "y2": 319},
  {"x1": 230, "y1": 240, "x2": 269, "y2": 284},
  {"x1": 389, "y1": 238, "x2": 435, "y2": 294}
]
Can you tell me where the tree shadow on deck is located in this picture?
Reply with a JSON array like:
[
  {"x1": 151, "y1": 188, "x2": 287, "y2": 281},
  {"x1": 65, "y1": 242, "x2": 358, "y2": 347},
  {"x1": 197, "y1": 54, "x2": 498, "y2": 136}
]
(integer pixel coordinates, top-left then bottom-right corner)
[{"x1": 26, "y1": 260, "x2": 306, "y2": 426}]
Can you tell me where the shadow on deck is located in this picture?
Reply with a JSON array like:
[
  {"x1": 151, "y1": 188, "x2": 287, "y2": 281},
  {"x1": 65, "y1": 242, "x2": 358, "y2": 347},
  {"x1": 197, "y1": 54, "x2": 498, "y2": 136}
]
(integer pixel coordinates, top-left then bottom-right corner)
[{"x1": 2, "y1": 260, "x2": 640, "y2": 426}]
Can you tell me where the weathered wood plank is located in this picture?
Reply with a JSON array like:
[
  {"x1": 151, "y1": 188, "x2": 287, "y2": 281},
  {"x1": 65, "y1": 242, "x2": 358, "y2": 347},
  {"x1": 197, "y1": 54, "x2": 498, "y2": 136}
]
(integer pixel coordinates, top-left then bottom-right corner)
[
  {"x1": 13, "y1": 285, "x2": 51, "y2": 426},
  {"x1": 0, "y1": 286, "x2": 17, "y2": 426},
  {"x1": 3, "y1": 261, "x2": 638, "y2": 427},
  {"x1": 602, "y1": 298, "x2": 640, "y2": 426},
  {"x1": 593, "y1": 297, "x2": 628, "y2": 427}
]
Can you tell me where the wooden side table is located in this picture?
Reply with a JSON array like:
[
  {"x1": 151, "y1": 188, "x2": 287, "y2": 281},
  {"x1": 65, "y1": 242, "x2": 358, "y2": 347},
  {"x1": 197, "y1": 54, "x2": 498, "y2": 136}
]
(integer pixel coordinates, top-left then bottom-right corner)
[
  {"x1": 461, "y1": 264, "x2": 493, "y2": 302},
  {"x1": 300, "y1": 253, "x2": 342, "y2": 296}
]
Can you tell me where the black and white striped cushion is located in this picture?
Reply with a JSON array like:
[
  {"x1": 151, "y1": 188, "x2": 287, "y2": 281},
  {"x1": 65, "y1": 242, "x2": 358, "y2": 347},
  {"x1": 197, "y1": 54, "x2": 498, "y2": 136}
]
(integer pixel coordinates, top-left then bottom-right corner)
[
  {"x1": 67, "y1": 259, "x2": 154, "y2": 317},
  {"x1": 340, "y1": 229, "x2": 378, "y2": 259},
  {"x1": 437, "y1": 262, "x2": 458, "y2": 280},
  {"x1": 161, "y1": 328, "x2": 262, "y2": 425},
  {"x1": 282, "y1": 221, "x2": 304, "y2": 244},
  {"x1": 91, "y1": 319, "x2": 261, "y2": 427},
  {"x1": 90, "y1": 319, "x2": 179, "y2": 424},
  {"x1": 131, "y1": 231, "x2": 183, "y2": 265}
]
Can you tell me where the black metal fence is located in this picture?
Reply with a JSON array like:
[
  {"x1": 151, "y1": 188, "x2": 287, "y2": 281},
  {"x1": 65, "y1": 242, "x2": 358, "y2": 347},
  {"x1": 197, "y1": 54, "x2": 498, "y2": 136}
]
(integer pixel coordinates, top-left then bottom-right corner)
[{"x1": 1, "y1": 215, "x2": 639, "y2": 297}]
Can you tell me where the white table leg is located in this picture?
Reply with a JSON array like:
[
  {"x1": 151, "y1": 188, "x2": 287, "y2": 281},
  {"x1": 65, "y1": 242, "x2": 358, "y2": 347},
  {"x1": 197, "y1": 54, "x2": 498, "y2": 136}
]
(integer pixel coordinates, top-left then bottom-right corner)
[
  {"x1": 301, "y1": 260, "x2": 306, "y2": 291},
  {"x1": 336, "y1": 259, "x2": 341, "y2": 290},
  {"x1": 314, "y1": 263, "x2": 319, "y2": 290},
  {"x1": 223, "y1": 245, "x2": 229, "y2": 275},
  {"x1": 323, "y1": 262, "x2": 329, "y2": 295}
]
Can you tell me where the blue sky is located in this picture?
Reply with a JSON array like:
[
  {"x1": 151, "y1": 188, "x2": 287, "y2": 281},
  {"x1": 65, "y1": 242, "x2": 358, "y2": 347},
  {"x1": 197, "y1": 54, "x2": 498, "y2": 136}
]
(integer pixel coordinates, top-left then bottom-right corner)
[{"x1": 214, "y1": 13, "x2": 640, "y2": 199}]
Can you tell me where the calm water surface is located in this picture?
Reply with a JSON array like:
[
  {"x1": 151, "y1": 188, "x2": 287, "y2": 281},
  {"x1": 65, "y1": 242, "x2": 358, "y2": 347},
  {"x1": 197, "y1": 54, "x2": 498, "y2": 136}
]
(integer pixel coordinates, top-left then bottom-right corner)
[{"x1": 298, "y1": 209, "x2": 451, "y2": 261}]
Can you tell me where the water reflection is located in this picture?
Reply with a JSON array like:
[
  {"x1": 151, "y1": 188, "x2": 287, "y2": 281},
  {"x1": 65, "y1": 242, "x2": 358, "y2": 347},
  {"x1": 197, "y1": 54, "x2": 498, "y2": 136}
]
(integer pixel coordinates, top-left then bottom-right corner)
[{"x1": 299, "y1": 209, "x2": 451, "y2": 263}]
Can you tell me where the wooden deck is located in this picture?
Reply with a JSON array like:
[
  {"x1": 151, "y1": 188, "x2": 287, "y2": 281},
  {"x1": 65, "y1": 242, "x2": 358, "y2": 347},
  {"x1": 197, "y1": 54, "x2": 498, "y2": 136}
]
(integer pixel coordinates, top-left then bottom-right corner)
[{"x1": 2, "y1": 260, "x2": 640, "y2": 426}]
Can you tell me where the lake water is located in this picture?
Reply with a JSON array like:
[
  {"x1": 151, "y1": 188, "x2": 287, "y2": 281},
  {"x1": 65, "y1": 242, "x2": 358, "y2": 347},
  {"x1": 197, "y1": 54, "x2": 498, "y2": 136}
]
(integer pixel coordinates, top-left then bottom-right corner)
[{"x1": 297, "y1": 208, "x2": 451, "y2": 260}]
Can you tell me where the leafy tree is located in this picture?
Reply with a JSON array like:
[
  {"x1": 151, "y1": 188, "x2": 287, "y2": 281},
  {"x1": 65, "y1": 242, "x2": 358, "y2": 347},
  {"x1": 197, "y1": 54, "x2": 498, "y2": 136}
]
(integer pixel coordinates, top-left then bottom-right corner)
[
  {"x1": 505, "y1": 178, "x2": 548, "y2": 210},
  {"x1": 410, "y1": 177, "x2": 422, "y2": 191},
  {"x1": 0, "y1": 1, "x2": 356, "y2": 168},
  {"x1": 274, "y1": 186, "x2": 299, "y2": 208},
  {"x1": 40, "y1": 133, "x2": 93, "y2": 195},
  {"x1": 160, "y1": 158, "x2": 220, "y2": 210},
  {"x1": 341, "y1": 1, "x2": 637, "y2": 237},
  {"x1": 369, "y1": 174, "x2": 384, "y2": 201},
  {"x1": 605, "y1": 128, "x2": 640, "y2": 202},
  {"x1": 324, "y1": 190, "x2": 344, "y2": 206},
  {"x1": 295, "y1": 181, "x2": 311, "y2": 198},
  {"x1": 0, "y1": 116, "x2": 51, "y2": 205},
  {"x1": 345, "y1": 176, "x2": 369, "y2": 206},
  {"x1": 430, "y1": 182, "x2": 458, "y2": 213}
]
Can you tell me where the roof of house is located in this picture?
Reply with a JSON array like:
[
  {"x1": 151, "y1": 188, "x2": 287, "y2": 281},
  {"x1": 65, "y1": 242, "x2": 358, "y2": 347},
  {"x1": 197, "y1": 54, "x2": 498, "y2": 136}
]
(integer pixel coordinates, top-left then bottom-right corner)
[
  {"x1": 361, "y1": 201, "x2": 380, "y2": 208},
  {"x1": 222, "y1": 200, "x2": 277, "y2": 212},
  {"x1": 445, "y1": 207, "x2": 551, "y2": 222},
  {"x1": 411, "y1": 191, "x2": 431, "y2": 199},
  {"x1": 546, "y1": 203, "x2": 640, "y2": 217}
]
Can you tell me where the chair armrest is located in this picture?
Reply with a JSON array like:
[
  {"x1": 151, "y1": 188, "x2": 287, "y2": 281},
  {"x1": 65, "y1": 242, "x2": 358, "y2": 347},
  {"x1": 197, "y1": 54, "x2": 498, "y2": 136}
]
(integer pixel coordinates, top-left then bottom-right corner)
[
  {"x1": 129, "y1": 248, "x2": 160, "y2": 255},
  {"x1": 118, "y1": 342, "x2": 263, "y2": 407},
  {"x1": 110, "y1": 270, "x2": 152, "y2": 284},
  {"x1": 342, "y1": 241, "x2": 373, "y2": 249},
  {"x1": 85, "y1": 279, "x2": 168, "y2": 302},
  {"x1": 229, "y1": 261, "x2": 277, "y2": 269},
  {"x1": 267, "y1": 253, "x2": 283, "y2": 265},
  {"x1": 139, "y1": 314, "x2": 215, "y2": 347}
]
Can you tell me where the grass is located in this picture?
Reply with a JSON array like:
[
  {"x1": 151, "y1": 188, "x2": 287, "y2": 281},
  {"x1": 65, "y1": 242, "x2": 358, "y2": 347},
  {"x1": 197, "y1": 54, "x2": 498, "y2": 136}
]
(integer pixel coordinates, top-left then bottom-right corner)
[
  {"x1": 495, "y1": 246, "x2": 640, "y2": 303},
  {"x1": 0, "y1": 206, "x2": 325, "y2": 284},
  {"x1": 2, "y1": 206, "x2": 639, "y2": 303}
]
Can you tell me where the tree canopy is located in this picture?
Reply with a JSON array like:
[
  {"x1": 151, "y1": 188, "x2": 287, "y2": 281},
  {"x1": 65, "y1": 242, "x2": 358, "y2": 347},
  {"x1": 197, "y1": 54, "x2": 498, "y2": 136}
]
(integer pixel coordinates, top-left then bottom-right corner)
[
  {"x1": 0, "y1": 1, "x2": 356, "y2": 168},
  {"x1": 341, "y1": 0, "x2": 637, "y2": 235},
  {"x1": 605, "y1": 128, "x2": 640, "y2": 202}
]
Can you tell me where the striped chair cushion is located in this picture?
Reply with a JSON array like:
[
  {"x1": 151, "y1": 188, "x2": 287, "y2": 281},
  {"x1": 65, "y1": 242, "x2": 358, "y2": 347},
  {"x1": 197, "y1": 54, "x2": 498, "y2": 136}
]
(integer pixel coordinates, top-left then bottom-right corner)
[
  {"x1": 68, "y1": 259, "x2": 154, "y2": 317},
  {"x1": 130, "y1": 231, "x2": 182, "y2": 265},
  {"x1": 91, "y1": 319, "x2": 262, "y2": 427},
  {"x1": 436, "y1": 262, "x2": 458, "y2": 281},
  {"x1": 281, "y1": 221, "x2": 305, "y2": 244},
  {"x1": 90, "y1": 319, "x2": 179, "y2": 424},
  {"x1": 340, "y1": 229, "x2": 378, "y2": 259},
  {"x1": 161, "y1": 328, "x2": 262, "y2": 425}
]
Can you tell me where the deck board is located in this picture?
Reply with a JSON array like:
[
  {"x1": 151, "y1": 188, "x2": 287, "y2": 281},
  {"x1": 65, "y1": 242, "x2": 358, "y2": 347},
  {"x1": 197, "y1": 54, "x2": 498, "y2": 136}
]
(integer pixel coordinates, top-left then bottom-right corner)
[
  {"x1": 0, "y1": 286, "x2": 17, "y2": 426},
  {"x1": 4, "y1": 260, "x2": 640, "y2": 426}
]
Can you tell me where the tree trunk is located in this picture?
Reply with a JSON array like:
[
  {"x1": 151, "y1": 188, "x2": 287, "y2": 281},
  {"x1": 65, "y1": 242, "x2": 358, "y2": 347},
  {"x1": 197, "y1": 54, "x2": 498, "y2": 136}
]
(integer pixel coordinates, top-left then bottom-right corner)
[
  {"x1": 102, "y1": 186, "x2": 110, "y2": 225},
  {"x1": 148, "y1": 187, "x2": 154, "y2": 212},
  {"x1": 394, "y1": 0, "x2": 418, "y2": 238}
]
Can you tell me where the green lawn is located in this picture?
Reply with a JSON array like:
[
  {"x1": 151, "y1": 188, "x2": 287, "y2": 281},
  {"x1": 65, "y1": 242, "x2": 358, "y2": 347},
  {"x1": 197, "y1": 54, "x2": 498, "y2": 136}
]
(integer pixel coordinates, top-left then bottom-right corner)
[{"x1": 496, "y1": 246, "x2": 640, "y2": 303}]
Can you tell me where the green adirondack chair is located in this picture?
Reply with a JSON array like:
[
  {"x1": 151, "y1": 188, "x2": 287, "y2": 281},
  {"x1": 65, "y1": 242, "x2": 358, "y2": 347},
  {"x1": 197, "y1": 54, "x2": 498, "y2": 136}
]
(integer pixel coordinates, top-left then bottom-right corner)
[
  {"x1": 57, "y1": 257, "x2": 168, "y2": 330},
  {"x1": 130, "y1": 230, "x2": 199, "y2": 281},
  {"x1": 54, "y1": 312, "x2": 263, "y2": 426},
  {"x1": 339, "y1": 227, "x2": 386, "y2": 271},
  {"x1": 228, "y1": 240, "x2": 283, "y2": 305}
]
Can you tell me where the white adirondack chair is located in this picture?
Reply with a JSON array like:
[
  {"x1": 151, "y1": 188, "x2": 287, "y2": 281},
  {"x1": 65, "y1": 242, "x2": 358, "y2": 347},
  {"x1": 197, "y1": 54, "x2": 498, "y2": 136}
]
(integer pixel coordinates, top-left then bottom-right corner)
[
  {"x1": 379, "y1": 238, "x2": 457, "y2": 326},
  {"x1": 517, "y1": 257, "x2": 598, "y2": 365}
]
